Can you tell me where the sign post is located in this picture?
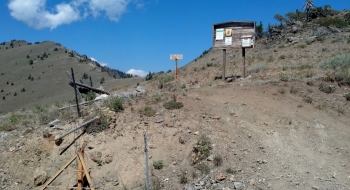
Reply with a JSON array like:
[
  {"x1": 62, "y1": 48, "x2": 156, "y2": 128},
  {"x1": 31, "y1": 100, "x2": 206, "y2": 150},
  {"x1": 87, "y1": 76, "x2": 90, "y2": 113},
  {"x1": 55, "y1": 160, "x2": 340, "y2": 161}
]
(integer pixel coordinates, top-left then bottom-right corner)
[
  {"x1": 212, "y1": 21, "x2": 255, "y2": 80},
  {"x1": 170, "y1": 54, "x2": 183, "y2": 80}
]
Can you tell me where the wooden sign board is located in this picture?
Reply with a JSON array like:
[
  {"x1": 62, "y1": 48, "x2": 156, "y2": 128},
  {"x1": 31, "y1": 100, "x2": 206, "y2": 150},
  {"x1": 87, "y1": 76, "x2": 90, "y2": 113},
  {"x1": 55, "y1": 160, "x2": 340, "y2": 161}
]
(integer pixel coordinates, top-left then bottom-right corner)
[
  {"x1": 213, "y1": 21, "x2": 255, "y2": 49},
  {"x1": 170, "y1": 54, "x2": 183, "y2": 60}
]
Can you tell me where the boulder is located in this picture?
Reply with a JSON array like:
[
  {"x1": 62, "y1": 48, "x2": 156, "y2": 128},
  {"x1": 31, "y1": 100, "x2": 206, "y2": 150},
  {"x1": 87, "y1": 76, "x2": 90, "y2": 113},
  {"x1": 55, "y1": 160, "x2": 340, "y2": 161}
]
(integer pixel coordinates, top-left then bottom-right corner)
[
  {"x1": 89, "y1": 151, "x2": 102, "y2": 163},
  {"x1": 287, "y1": 37, "x2": 299, "y2": 43},
  {"x1": 313, "y1": 27, "x2": 331, "y2": 36},
  {"x1": 306, "y1": 36, "x2": 317, "y2": 44},
  {"x1": 33, "y1": 169, "x2": 47, "y2": 186}
]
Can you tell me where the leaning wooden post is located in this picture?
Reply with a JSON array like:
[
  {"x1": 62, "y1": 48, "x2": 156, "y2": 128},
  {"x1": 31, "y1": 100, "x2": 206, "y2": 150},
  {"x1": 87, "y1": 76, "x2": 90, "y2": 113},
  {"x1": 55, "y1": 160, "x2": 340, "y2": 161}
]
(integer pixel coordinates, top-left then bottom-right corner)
[
  {"x1": 222, "y1": 49, "x2": 226, "y2": 81},
  {"x1": 242, "y1": 47, "x2": 246, "y2": 78},
  {"x1": 71, "y1": 68, "x2": 81, "y2": 117},
  {"x1": 144, "y1": 132, "x2": 150, "y2": 190},
  {"x1": 77, "y1": 148, "x2": 84, "y2": 190}
]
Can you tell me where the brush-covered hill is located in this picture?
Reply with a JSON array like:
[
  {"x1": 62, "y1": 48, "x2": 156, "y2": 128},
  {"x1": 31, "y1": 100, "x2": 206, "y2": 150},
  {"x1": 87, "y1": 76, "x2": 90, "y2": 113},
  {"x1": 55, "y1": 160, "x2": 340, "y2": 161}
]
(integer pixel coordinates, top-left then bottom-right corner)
[{"x1": 0, "y1": 40, "x2": 137, "y2": 113}]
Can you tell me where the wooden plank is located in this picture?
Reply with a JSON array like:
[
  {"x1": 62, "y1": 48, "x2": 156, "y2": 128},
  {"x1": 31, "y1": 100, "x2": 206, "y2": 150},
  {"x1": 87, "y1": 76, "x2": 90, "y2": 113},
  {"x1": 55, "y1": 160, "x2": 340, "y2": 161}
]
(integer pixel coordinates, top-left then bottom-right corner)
[
  {"x1": 78, "y1": 152, "x2": 95, "y2": 190},
  {"x1": 69, "y1": 81, "x2": 110, "y2": 95},
  {"x1": 58, "y1": 99, "x2": 100, "y2": 110},
  {"x1": 40, "y1": 154, "x2": 78, "y2": 190},
  {"x1": 55, "y1": 117, "x2": 98, "y2": 141},
  {"x1": 45, "y1": 186, "x2": 92, "y2": 189},
  {"x1": 170, "y1": 54, "x2": 183, "y2": 60}
]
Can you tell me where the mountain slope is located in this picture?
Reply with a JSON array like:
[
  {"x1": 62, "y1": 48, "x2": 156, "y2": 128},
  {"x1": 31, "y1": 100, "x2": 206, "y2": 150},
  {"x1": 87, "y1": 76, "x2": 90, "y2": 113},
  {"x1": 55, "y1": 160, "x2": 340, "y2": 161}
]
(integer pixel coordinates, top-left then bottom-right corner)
[{"x1": 0, "y1": 40, "x2": 135, "y2": 113}]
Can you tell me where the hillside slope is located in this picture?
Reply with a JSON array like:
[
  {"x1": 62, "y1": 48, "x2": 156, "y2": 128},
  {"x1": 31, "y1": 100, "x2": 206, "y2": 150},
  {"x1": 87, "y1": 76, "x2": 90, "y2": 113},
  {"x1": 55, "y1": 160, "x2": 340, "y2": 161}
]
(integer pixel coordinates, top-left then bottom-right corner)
[{"x1": 0, "y1": 40, "x2": 135, "y2": 113}]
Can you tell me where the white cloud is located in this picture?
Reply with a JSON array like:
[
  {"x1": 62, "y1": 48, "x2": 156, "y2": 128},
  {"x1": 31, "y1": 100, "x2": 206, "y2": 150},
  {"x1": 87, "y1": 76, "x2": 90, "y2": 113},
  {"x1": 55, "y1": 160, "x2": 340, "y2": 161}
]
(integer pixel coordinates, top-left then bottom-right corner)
[
  {"x1": 87, "y1": 0, "x2": 130, "y2": 21},
  {"x1": 90, "y1": 57, "x2": 107, "y2": 66},
  {"x1": 8, "y1": 0, "x2": 80, "y2": 29},
  {"x1": 126, "y1": 69, "x2": 147, "y2": 77},
  {"x1": 7, "y1": 0, "x2": 133, "y2": 29}
]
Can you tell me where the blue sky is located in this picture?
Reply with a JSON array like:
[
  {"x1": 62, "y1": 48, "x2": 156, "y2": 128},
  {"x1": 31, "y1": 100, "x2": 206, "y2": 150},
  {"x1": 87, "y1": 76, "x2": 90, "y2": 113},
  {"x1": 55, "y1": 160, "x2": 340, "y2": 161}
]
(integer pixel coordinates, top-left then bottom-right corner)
[{"x1": 1, "y1": 0, "x2": 349, "y2": 77}]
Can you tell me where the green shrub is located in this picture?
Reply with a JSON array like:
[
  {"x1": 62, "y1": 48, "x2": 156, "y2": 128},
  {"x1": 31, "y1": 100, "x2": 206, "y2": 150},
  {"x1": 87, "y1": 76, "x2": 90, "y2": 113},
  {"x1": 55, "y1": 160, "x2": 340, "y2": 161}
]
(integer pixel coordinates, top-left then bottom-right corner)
[
  {"x1": 317, "y1": 36, "x2": 325, "y2": 42},
  {"x1": 305, "y1": 71, "x2": 314, "y2": 78},
  {"x1": 279, "y1": 74, "x2": 289, "y2": 82},
  {"x1": 247, "y1": 64, "x2": 268, "y2": 74},
  {"x1": 319, "y1": 54, "x2": 350, "y2": 70},
  {"x1": 279, "y1": 55, "x2": 286, "y2": 59},
  {"x1": 109, "y1": 97, "x2": 124, "y2": 112},
  {"x1": 191, "y1": 135, "x2": 212, "y2": 164},
  {"x1": 278, "y1": 88, "x2": 286, "y2": 94},
  {"x1": 163, "y1": 100, "x2": 183, "y2": 110},
  {"x1": 318, "y1": 83, "x2": 335, "y2": 93},
  {"x1": 179, "y1": 173, "x2": 188, "y2": 184},
  {"x1": 213, "y1": 155, "x2": 223, "y2": 166},
  {"x1": 345, "y1": 93, "x2": 350, "y2": 101},
  {"x1": 85, "y1": 91, "x2": 96, "y2": 101},
  {"x1": 82, "y1": 72, "x2": 89, "y2": 79},
  {"x1": 85, "y1": 115, "x2": 110, "y2": 134},
  {"x1": 10, "y1": 114, "x2": 21, "y2": 124},
  {"x1": 225, "y1": 167, "x2": 236, "y2": 174},
  {"x1": 316, "y1": 17, "x2": 350, "y2": 27},
  {"x1": 297, "y1": 44, "x2": 306, "y2": 49},
  {"x1": 153, "y1": 160, "x2": 163, "y2": 170},
  {"x1": 267, "y1": 55, "x2": 274, "y2": 63},
  {"x1": 303, "y1": 96, "x2": 313, "y2": 104},
  {"x1": 195, "y1": 162, "x2": 210, "y2": 174},
  {"x1": 29, "y1": 60, "x2": 33, "y2": 65},
  {"x1": 139, "y1": 106, "x2": 156, "y2": 117},
  {"x1": 100, "y1": 77, "x2": 105, "y2": 84},
  {"x1": 290, "y1": 86, "x2": 298, "y2": 94}
]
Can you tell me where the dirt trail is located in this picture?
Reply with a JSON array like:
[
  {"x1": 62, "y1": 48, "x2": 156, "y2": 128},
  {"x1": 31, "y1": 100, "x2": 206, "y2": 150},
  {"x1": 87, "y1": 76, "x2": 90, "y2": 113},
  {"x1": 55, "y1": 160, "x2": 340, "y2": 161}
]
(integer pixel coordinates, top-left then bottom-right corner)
[{"x1": 0, "y1": 80, "x2": 350, "y2": 190}]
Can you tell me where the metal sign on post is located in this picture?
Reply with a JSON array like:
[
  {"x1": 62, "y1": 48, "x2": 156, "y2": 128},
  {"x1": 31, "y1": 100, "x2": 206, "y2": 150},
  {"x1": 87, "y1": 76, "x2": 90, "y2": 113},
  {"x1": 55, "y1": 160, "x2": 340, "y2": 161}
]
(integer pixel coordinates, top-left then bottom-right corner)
[
  {"x1": 170, "y1": 54, "x2": 183, "y2": 80},
  {"x1": 212, "y1": 21, "x2": 255, "y2": 79}
]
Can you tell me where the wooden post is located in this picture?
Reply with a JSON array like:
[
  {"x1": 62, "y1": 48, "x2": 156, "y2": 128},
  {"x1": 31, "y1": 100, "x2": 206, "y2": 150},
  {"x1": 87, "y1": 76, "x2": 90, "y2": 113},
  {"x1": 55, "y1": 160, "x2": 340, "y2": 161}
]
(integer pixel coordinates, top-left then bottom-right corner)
[
  {"x1": 242, "y1": 48, "x2": 246, "y2": 78},
  {"x1": 175, "y1": 59, "x2": 178, "y2": 80},
  {"x1": 144, "y1": 132, "x2": 150, "y2": 190},
  {"x1": 71, "y1": 68, "x2": 81, "y2": 117},
  {"x1": 222, "y1": 49, "x2": 226, "y2": 81},
  {"x1": 77, "y1": 148, "x2": 84, "y2": 190}
]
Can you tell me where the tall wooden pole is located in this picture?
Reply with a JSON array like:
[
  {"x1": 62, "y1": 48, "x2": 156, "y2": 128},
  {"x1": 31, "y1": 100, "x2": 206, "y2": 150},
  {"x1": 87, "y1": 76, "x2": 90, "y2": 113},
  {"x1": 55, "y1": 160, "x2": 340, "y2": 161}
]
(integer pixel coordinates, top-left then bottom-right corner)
[
  {"x1": 71, "y1": 68, "x2": 81, "y2": 117},
  {"x1": 222, "y1": 49, "x2": 226, "y2": 81},
  {"x1": 175, "y1": 59, "x2": 178, "y2": 80},
  {"x1": 242, "y1": 48, "x2": 246, "y2": 78}
]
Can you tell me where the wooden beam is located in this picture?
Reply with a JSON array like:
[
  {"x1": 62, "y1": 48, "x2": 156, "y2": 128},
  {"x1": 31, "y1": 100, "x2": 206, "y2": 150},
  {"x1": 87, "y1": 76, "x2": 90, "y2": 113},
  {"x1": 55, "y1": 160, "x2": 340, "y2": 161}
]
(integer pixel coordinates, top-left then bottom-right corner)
[
  {"x1": 78, "y1": 152, "x2": 95, "y2": 190},
  {"x1": 40, "y1": 154, "x2": 78, "y2": 190},
  {"x1": 55, "y1": 117, "x2": 98, "y2": 141},
  {"x1": 69, "y1": 81, "x2": 110, "y2": 95},
  {"x1": 58, "y1": 99, "x2": 100, "y2": 110},
  {"x1": 45, "y1": 186, "x2": 92, "y2": 189}
]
